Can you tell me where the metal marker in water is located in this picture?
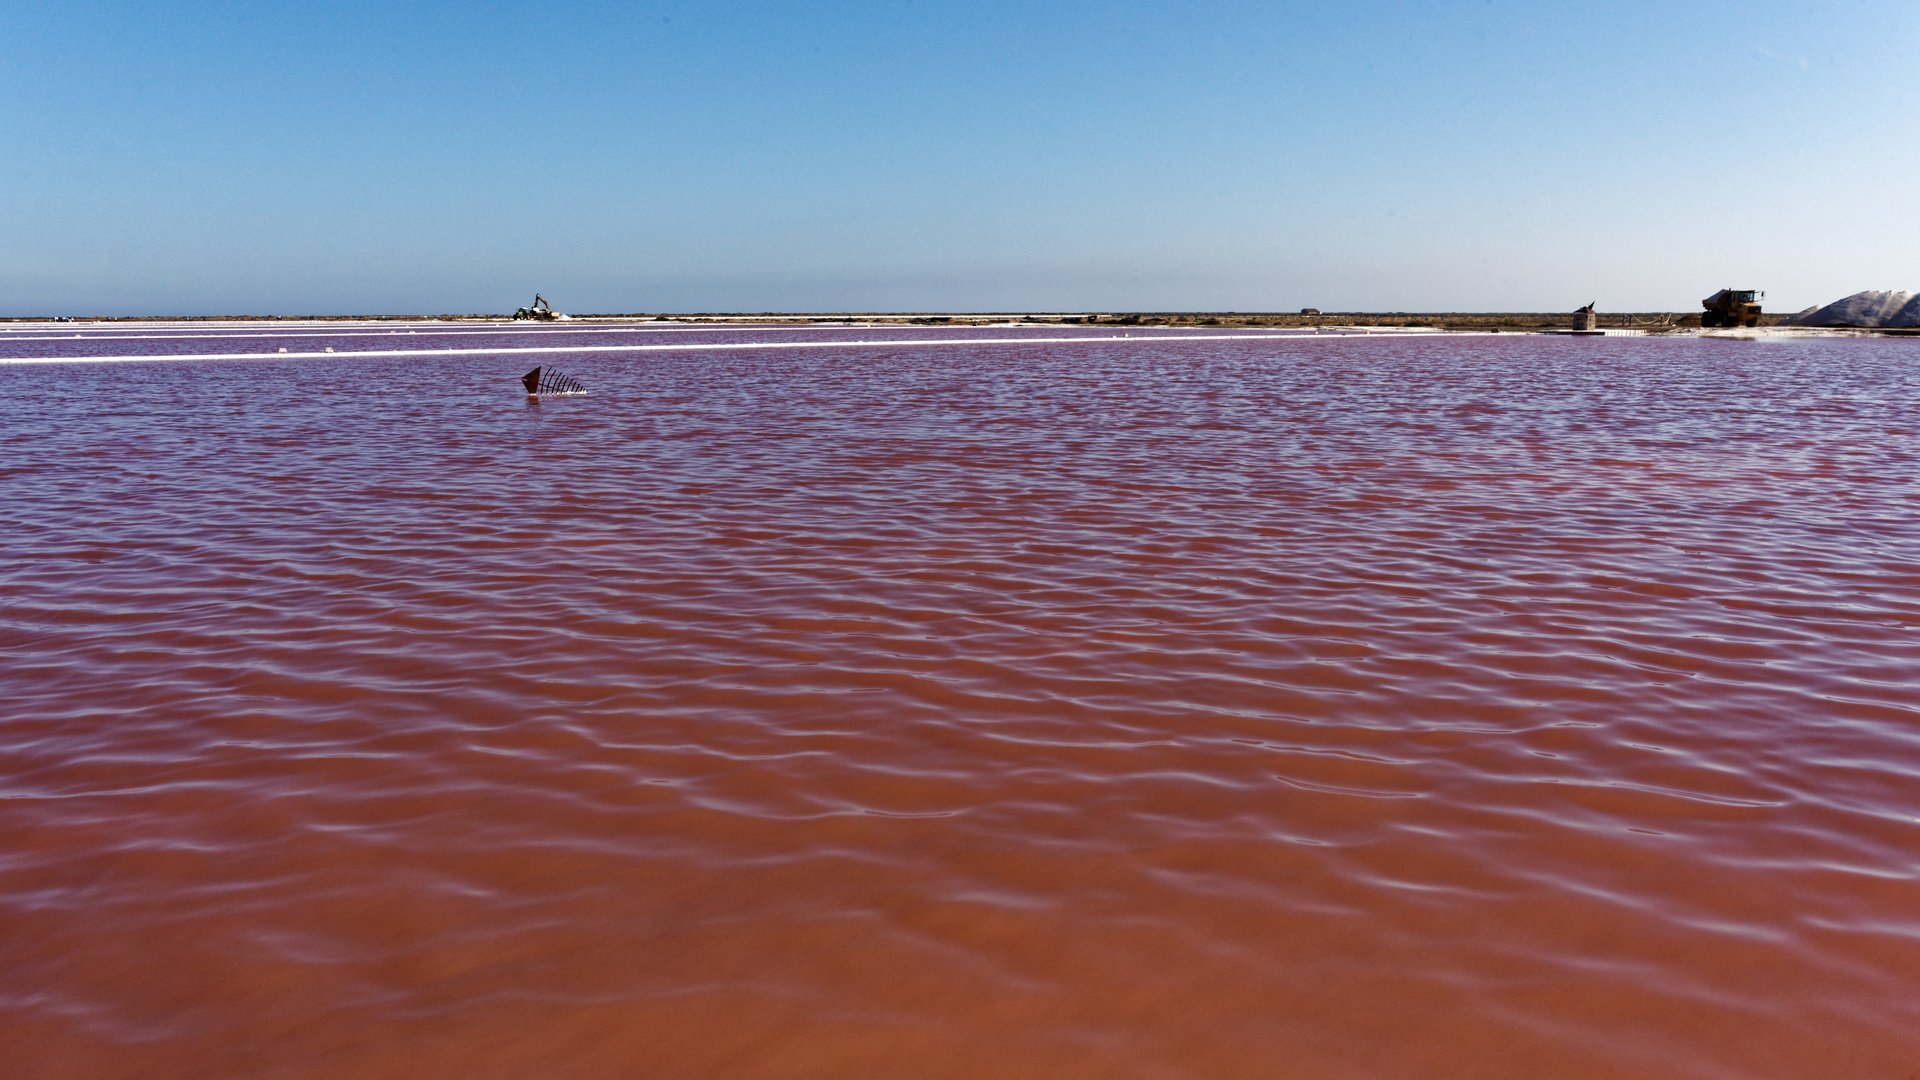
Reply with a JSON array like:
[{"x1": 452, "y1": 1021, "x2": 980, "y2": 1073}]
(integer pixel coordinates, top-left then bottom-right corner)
[{"x1": 522, "y1": 366, "x2": 588, "y2": 396}]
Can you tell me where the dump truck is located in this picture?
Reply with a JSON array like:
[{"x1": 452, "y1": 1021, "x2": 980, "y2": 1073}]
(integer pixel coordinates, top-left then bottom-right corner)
[
  {"x1": 1701, "y1": 289, "x2": 1763, "y2": 328},
  {"x1": 513, "y1": 294, "x2": 560, "y2": 321}
]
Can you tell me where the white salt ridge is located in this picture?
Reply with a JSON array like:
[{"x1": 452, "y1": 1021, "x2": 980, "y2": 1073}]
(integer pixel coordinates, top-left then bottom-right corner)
[{"x1": 1783, "y1": 290, "x2": 1920, "y2": 328}]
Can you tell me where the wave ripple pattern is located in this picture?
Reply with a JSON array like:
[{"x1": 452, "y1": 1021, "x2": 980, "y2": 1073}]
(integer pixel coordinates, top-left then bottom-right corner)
[{"x1": 3, "y1": 327, "x2": 1919, "y2": 1080}]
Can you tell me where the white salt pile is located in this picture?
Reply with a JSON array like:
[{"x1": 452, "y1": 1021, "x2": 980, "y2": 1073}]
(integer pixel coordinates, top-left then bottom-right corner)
[{"x1": 1784, "y1": 290, "x2": 1920, "y2": 328}]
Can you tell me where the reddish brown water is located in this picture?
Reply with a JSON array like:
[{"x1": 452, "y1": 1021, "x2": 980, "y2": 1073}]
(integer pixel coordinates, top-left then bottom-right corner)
[{"x1": 4, "y1": 325, "x2": 1918, "y2": 1079}]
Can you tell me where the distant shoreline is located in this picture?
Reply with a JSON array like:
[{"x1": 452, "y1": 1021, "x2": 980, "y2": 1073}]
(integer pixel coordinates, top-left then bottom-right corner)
[
  {"x1": 5, "y1": 311, "x2": 1914, "y2": 335},
  {"x1": 0, "y1": 311, "x2": 1788, "y2": 330}
]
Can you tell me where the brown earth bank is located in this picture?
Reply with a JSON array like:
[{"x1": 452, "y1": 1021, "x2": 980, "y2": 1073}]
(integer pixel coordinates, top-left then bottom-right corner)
[
  {"x1": 0, "y1": 311, "x2": 1786, "y2": 330},
  {"x1": 631, "y1": 312, "x2": 1744, "y2": 331}
]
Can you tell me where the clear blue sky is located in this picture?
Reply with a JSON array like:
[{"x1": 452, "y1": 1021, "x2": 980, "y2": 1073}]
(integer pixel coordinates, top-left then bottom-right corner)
[{"x1": 3, "y1": 0, "x2": 1914, "y2": 315}]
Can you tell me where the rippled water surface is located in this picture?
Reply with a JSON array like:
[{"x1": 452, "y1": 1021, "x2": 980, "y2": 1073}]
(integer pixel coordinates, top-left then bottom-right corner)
[{"x1": 4, "y1": 323, "x2": 1918, "y2": 1079}]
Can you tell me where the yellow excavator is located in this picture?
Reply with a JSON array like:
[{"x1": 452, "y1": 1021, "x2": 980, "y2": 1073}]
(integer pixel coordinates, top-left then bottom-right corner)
[
  {"x1": 513, "y1": 294, "x2": 560, "y2": 321},
  {"x1": 1701, "y1": 289, "x2": 1762, "y2": 328}
]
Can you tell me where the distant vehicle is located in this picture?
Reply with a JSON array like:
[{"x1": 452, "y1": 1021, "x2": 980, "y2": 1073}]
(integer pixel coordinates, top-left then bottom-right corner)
[
  {"x1": 513, "y1": 294, "x2": 560, "y2": 321},
  {"x1": 1701, "y1": 289, "x2": 1763, "y2": 328},
  {"x1": 1300, "y1": 308, "x2": 1320, "y2": 316}
]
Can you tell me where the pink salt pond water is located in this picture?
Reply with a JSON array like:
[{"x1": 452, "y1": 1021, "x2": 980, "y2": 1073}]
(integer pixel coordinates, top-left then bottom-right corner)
[{"x1": 3, "y1": 323, "x2": 1917, "y2": 1078}]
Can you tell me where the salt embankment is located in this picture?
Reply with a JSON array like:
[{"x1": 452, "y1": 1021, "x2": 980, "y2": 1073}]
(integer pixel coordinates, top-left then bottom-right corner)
[{"x1": 1784, "y1": 290, "x2": 1920, "y2": 328}]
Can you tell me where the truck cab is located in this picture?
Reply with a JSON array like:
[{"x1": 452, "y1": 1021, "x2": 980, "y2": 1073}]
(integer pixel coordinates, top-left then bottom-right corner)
[{"x1": 1702, "y1": 289, "x2": 1763, "y2": 328}]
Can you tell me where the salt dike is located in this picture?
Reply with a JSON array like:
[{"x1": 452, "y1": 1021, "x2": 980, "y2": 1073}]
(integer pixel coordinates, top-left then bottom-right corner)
[{"x1": 1785, "y1": 289, "x2": 1920, "y2": 327}]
